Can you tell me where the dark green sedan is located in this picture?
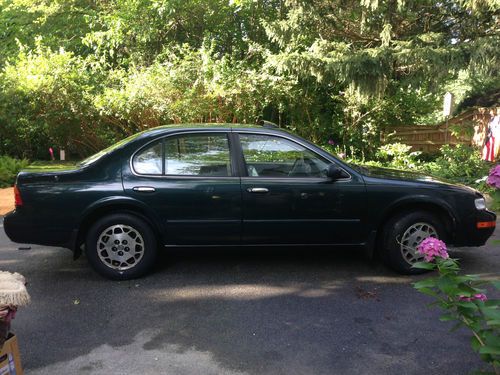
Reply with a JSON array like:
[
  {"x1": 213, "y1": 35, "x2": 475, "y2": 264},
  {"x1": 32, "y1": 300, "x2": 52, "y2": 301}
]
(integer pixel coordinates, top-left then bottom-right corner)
[{"x1": 4, "y1": 124, "x2": 496, "y2": 279}]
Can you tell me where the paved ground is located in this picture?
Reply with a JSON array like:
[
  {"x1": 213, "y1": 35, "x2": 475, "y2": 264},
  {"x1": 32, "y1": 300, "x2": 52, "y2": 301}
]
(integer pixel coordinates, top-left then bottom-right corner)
[{"x1": 0, "y1": 217, "x2": 499, "y2": 375}]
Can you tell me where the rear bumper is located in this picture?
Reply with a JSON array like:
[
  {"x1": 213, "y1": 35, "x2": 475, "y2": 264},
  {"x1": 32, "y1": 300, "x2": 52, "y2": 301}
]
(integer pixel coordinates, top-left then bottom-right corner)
[
  {"x1": 452, "y1": 209, "x2": 497, "y2": 247},
  {"x1": 3, "y1": 209, "x2": 74, "y2": 249}
]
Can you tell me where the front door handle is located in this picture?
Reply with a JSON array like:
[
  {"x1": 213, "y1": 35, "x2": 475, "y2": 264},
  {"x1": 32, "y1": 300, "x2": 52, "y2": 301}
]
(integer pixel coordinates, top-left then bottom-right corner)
[
  {"x1": 247, "y1": 187, "x2": 269, "y2": 194},
  {"x1": 133, "y1": 186, "x2": 156, "y2": 193}
]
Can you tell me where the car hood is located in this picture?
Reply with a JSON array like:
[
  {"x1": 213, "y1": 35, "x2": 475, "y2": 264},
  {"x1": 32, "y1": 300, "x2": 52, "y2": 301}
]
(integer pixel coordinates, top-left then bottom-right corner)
[{"x1": 353, "y1": 164, "x2": 476, "y2": 192}]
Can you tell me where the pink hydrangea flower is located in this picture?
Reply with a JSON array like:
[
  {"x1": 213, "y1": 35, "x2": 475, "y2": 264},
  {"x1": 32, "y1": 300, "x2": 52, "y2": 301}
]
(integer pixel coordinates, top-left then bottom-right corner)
[
  {"x1": 416, "y1": 237, "x2": 449, "y2": 262},
  {"x1": 473, "y1": 293, "x2": 488, "y2": 302},
  {"x1": 487, "y1": 165, "x2": 500, "y2": 189},
  {"x1": 458, "y1": 293, "x2": 487, "y2": 302}
]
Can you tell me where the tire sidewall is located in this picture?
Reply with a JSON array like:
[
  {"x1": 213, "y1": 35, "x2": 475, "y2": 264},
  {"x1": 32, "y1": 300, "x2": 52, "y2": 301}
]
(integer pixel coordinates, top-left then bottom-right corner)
[
  {"x1": 383, "y1": 211, "x2": 446, "y2": 274},
  {"x1": 86, "y1": 213, "x2": 157, "y2": 280}
]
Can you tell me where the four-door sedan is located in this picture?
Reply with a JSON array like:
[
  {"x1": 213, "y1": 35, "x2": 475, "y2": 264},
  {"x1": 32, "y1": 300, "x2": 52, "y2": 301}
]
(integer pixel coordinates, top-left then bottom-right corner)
[{"x1": 3, "y1": 124, "x2": 497, "y2": 279}]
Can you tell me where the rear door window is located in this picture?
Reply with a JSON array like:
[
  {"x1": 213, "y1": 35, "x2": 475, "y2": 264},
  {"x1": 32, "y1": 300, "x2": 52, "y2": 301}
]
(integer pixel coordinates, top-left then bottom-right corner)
[
  {"x1": 164, "y1": 134, "x2": 232, "y2": 176},
  {"x1": 132, "y1": 141, "x2": 163, "y2": 175}
]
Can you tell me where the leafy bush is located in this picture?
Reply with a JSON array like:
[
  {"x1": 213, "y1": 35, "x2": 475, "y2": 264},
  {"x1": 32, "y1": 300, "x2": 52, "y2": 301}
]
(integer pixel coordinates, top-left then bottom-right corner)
[
  {"x1": 0, "y1": 44, "x2": 103, "y2": 159},
  {"x1": 376, "y1": 143, "x2": 422, "y2": 169},
  {"x1": 325, "y1": 142, "x2": 492, "y2": 194},
  {"x1": 423, "y1": 145, "x2": 491, "y2": 185},
  {"x1": 0, "y1": 156, "x2": 29, "y2": 188},
  {"x1": 413, "y1": 238, "x2": 500, "y2": 374},
  {"x1": 486, "y1": 165, "x2": 500, "y2": 212}
]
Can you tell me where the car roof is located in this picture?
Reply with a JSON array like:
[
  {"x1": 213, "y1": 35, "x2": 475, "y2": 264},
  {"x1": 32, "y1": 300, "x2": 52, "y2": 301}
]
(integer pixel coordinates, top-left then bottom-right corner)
[{"x1": 136, "y1": 123, "x2": 288, "y2": 139}]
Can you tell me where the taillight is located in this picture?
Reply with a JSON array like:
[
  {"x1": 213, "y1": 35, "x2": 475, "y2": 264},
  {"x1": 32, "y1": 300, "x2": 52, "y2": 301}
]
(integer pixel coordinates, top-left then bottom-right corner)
[
  {"x1": 14, "y1": 185, "x2": 23, "y2": 207},
  {"x1": 477, "y1": 221, "x2": 496, "y2": 229}
]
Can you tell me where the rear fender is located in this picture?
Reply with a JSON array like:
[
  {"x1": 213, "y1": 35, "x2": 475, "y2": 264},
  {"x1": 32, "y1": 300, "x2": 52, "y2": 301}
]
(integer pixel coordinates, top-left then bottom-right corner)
[{"x1": 73, "y1": 196, "x2": 164, "y2": 258}]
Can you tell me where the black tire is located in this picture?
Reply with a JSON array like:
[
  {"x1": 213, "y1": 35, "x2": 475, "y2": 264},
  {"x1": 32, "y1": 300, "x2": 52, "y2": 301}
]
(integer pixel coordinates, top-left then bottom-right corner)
[
  {"x1": 85, "y1": 213, "x2": 158, "y2": 280},
  {"x1": 381, "y1": 210, "x2": 447, "y2": 274}
]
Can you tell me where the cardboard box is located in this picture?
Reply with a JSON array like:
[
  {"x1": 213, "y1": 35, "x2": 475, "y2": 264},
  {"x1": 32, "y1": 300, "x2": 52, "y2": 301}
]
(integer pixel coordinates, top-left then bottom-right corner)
[{"x1": 0, "y1": 334, "x2": 23, "y2": 375}]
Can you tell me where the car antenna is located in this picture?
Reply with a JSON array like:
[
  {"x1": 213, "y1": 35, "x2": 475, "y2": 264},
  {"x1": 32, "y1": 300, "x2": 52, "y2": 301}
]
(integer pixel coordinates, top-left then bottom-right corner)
[{"x1": 258, "y1": 119, "x2": 279, "y2": 129}]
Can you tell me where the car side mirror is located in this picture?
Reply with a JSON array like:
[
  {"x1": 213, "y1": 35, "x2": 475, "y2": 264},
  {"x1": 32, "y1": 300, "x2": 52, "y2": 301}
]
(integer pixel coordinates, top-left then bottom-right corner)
[{"x1": 326, "y1": 164, "x2": 345, "y2": 181}]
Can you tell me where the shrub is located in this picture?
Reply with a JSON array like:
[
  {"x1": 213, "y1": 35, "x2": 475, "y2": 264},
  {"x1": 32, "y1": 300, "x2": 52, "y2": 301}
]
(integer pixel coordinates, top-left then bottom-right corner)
[
  {"x1": 376, "y1": 143, "x2": 422, "y2": 169},
  {"x1": 423, "y1": 145, "x2": 490, "y2": 184},
  {"x1": 0, "y1": 156, "x2": 29, "y2": 188},
  {"x1": 413, "y1": 238, "x2": 500, "y2": 374}
]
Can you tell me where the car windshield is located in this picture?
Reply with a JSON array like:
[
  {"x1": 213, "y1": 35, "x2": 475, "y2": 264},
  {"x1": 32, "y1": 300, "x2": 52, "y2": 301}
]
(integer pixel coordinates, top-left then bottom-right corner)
[{"x1": 78, "y1": 133, "x2": 141, "y2": 167}]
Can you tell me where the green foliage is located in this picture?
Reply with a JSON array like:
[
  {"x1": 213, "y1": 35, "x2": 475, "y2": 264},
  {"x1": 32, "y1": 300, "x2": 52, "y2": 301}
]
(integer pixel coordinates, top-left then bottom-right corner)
[
  {"x1": 0, "y1": 155, "x2": 29, "y2": 187},
  {"x1": 376, "y1": 143, "x2": 422, "y2": 169},
  {"x1": 413, "y1": 257, "x2": 500, "y2": 373},
  {"x1": 327, "y1": 142, "x2": 491, "y2": 194},
  {"x1": 0, "y1": 43, "x2": 105, "y2": 159},
  {"x1": 423, "y1": 145, "x2": 491, "y2": 185},
  {"x1": 0, "y1": 0, "x2": 498, "y2": 160}
]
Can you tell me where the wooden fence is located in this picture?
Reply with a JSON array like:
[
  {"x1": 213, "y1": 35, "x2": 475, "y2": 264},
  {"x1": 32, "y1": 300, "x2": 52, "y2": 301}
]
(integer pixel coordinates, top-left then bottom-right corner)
[{"x1": 382, "y1": 108, "x2": 492, "y2": 153}]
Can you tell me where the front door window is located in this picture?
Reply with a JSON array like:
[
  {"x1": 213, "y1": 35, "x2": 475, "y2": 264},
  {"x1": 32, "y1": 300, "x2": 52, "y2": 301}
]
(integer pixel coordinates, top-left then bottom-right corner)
[{"x1": 239, "y1": 134, "x2": 330, "y2": 178}]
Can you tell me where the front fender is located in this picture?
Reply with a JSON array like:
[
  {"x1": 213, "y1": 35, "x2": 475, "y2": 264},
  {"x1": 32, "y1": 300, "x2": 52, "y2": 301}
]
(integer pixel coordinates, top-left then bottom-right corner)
[{"x1": 378, "y1": 194, "x2": 459, "y2": 232}]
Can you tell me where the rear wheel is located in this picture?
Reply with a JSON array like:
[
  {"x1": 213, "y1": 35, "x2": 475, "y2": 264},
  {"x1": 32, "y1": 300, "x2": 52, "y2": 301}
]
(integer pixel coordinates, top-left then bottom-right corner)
[
  {"x1": 85, "y1": 213, "x2": 158, "y2": 280},
  {"x1": 381, "y1": 211, "x2": 447, "y2": 274}
]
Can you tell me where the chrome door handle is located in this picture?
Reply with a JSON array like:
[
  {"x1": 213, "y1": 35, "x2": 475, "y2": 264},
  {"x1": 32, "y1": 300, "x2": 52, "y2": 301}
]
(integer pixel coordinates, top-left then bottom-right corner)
[
  {"x1": 133, "y1": 186, "x2": 156, "y2": 193},
  {"x1": 247, "y1": 187, "x2": 269, "y2": 194}
]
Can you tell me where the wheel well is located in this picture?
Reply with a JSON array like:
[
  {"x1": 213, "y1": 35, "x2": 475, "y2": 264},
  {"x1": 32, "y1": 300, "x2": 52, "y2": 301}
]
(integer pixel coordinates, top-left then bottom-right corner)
[
  {"x1": 75, "y1": 205, "x2": 161, "y2": 256},
  {"x1": 374, "y1": 202, "x2": 455, "y2": 256}
]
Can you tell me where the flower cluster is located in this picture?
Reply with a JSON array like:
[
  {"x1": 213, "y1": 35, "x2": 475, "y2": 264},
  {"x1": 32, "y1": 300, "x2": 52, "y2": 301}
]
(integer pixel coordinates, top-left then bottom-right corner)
[
  {"x1": 459, "y1": 293, "x2": 488, "y2": 302},
  {"x1": 416, "y1": 237, "x2": 449, "y2": 262},
  {"x1": 487, "y1": 165, "x2": 500, "y2": 189}
]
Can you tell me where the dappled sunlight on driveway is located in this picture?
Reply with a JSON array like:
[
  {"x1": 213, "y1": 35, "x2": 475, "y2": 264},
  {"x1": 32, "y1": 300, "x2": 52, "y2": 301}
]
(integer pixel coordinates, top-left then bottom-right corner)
[
  {"x1": 30, "y1": 329, "x2": 247, "y2": 375},
  {"x1": 150, "y1": 283, "x2": 339, "y2": 302}
]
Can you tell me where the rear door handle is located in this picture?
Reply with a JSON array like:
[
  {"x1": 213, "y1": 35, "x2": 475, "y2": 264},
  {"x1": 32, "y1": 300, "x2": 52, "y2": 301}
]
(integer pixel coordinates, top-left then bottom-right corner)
[
  {"x1": 133, "y1": 186, "x2": 156, "y2": 193},
  {"x1": 247, "y1": 187, "x2": 269, "y2": 194}
]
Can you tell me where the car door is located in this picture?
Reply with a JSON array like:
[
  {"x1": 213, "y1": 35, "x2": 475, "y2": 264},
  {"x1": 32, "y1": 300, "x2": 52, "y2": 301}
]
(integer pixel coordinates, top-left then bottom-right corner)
[
  {"x1": 237, "y1": 132, "x2": 366, "y2": 245},
  {"x1": 122, "y1": 130, "x2": 241, "y2": 245}
]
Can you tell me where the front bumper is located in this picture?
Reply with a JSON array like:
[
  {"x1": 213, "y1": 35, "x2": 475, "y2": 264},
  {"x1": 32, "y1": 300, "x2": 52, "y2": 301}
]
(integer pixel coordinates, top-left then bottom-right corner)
[{"x1": 452, "y1": 209, "x2": 497, "y2": 247}]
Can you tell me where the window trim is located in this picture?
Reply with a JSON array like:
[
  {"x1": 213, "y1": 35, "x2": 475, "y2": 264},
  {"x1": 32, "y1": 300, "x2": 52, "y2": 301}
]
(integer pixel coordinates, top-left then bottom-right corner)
[
  {"x1": 130, "y1": 130, "x2": 237, "y2": 179},
  {"x1": 236, "y1": 131, "x2": 352, "y2": 181}
]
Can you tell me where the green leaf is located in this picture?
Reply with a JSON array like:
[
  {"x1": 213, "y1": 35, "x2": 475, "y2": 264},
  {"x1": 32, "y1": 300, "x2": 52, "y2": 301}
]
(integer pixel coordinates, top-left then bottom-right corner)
[
  {"x1": 471, "y1": 335, "x2": 481, "y2": 352},
  {"x1": 437, "y1": 276, "x2": 461, "y2": 295},
  {"x1": 412, "y1": 262, "x2": 436, "y2": 270},
  {"x1": 479, "y1": 346, "x2": 500, "y2": 355},
  {"x1": 413, "y1": 278, "x2": 437, "y2": 289},
  {"x1": 417, "y1": 287, "x2": 439, "y2": 297},
  {"x1": 457, "y1": 301, "x2": 478, "y2": 309},
  {"x1": 439, "y1": 314, "x2": 456, "y2": 322},
  {"x1": 449, "y1": 321, "x2": 463, "y2": 332},
  {"x1": 483, "y1": 331, "x2": 500, "y2": 347},
  {"x1": 481, "y1": 307, "x2": 500, "y2": 321}
]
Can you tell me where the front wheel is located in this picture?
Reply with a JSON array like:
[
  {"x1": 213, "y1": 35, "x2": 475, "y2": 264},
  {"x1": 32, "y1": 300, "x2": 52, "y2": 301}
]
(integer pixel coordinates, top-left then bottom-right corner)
[
  {"x1": 85, "y1": 213, "x2": 158, "y2": 280},
  {"x1": 381, "y1": 211, "x2": 447, "y2": 274}
]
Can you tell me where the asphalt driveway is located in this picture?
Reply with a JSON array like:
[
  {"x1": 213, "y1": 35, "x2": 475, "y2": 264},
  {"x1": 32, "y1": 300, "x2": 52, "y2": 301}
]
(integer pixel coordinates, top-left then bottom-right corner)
[{"x1": 0, "y1": 217, "x2": 499, "y2": 375}]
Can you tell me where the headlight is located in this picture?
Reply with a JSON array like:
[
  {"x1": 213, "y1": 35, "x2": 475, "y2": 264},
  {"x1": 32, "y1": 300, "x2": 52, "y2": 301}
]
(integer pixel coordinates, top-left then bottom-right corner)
[{"x1": 475, "y1": 197, "x2": 486, "y2": 210}]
